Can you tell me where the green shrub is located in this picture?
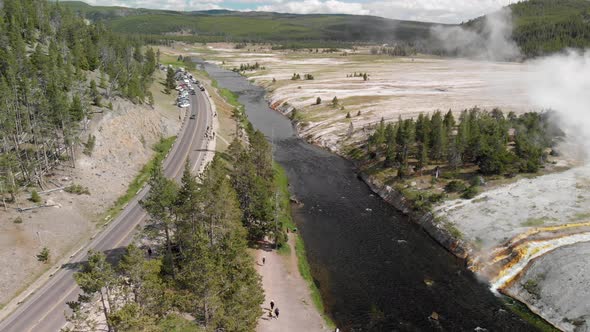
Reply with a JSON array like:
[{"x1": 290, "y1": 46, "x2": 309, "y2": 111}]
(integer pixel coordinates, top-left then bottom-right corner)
[
  {"x1": 30, "y1": 190, "x2": 41, "y2": 203},
  {"x1": 461, "y1": 186, "x2": 479, "y2": 199},
  {"x1": 470, "y1": 176, "x2": 485, "y2": 187},
  {"x1": 37, "y1": 247, "x2": 50, "y2": 263},
  {"x1": 13, "y1": 216, "x2": 23, "y2": 224},
  {"x1": 83, "y1": 134, "x2": 96, "y2": 156},
  {"x1": 523, "y1": 278, "x2": 541, "y2": 298},
  {"x1": 65, "y1": 184, "x2": 91, "y2": 195},
  {"x1": 445, "y1": 180, "x2": 466, "y2": 193}
]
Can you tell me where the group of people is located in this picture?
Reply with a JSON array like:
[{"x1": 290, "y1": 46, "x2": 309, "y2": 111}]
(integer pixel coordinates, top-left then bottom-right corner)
[
  {"x1": 205, "y1": 125, "x2": 215, "y2": 140},
  {"x1": 269, "y1": 300, "x2": 279, "y2": 319}
]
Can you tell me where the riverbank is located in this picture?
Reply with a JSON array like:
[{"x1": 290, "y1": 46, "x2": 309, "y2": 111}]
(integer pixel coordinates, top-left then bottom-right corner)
[
  {"x1": 197, "y1": 56, "x2": 540, "y2": 331},
  {"x1": 190, "y1": 44, "x2": 580, "y2": 330},
  {"x1": 186, "y1": 50, "x2": 334, "y2": 330}
]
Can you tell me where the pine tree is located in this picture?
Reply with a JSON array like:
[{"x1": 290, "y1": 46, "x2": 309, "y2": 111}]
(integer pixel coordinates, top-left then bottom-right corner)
[
  {"x1": 74, "y1": 250, "x2": 118, "y2": 332},
  {"x1": 165, "y1": 67, "x2": 175, "y2": 93},
  {"x1": 430, "y1": 111, "x2": 446, "y2": 161},
  {"x1": 140, "y1": 162, "x2": 178, "y2": 277}
]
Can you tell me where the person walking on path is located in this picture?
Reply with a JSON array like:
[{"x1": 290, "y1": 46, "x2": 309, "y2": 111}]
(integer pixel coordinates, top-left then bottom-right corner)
[
  {"x1": 274, "y1": 307, "x2": 279, "y2": 319},
  {"x1": 262, "y1": 256, "x2": 266, "y2": 265},
  {"x1": 270, "y1": 300, "x2": 275, "y2": 310}
]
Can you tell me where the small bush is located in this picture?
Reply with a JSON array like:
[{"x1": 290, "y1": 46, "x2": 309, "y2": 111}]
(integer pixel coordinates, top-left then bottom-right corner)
[
  {"x1": 332, "y1": 96, "x2": 338, "y2": 107},
  {"x1": 13, "y1": 216, "x2": 23, "y2": 224},
  {"x1": 523, "y1": 278, "x2": 541, "y2": 298},
  {"x1": 316, "y1": 97, "x2": 321, "y2": 105},
  {"x1": 30, "y1": 190, "x2": 41, "y2": 203},
  {"x1": 445, "y1": 180, "x2": 466, "y2": 193},
  {"x1": 65, "y1": 184, "x2": 90, "y2": 195},
  {"x1": 470, "y1": 176, "x2": 485, "y2": 187},
  {"x1": 83, "y1": 134, "x2": 96, "y2": 156},
  {"x1": 37, "y1": 247, "x2": 50, "y2": 263},
  {"x1": 346, "y1": 112, "x2": 351, "y2": 119},
  {"x1": 461, "y1": 186, "x2": 479, "y2": 199}
]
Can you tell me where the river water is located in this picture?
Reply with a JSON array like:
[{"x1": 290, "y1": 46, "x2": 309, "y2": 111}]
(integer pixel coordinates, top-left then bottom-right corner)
[{"x1": 198, "y1": 61, "x2": 535, "y2": 331}]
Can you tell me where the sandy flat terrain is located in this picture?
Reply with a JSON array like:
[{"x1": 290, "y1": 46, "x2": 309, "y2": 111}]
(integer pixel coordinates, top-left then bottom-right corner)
[
  {"x1": 254, "y1": 236, "x2": 328, "y2": 332},
  {"x1": 195, "y1": 44, "x2": 532, "y2": 151}
]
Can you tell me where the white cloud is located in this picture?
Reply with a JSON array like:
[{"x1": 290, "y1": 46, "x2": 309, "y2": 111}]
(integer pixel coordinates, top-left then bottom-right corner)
[
  {"x1": 87, "y1": 0, "x2": 517, "y2": 23},
  {"x1": 366, "y1": 0, "x2": 515, "y2": 23},
  {"x1": 256, "y1": 0, "x2": 370, "y2": 16},
  {"x1": 84, "y1": 0, "x2": 223, "y2": 11},
  {"x1": 257, "y1": 0, "x2": 515, "y2": 23}
]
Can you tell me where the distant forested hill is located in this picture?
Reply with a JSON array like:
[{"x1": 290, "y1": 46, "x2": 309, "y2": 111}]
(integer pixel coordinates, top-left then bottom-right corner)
[
  {"x1": 60, "y1": 1, "x2": 437, "y2": 45},
  {"x1": 63, "y1": 0, "x2": 590, "y2": 56},
  {"x1": 466, "y1": 0, "x2": 590, "y2": 57}
]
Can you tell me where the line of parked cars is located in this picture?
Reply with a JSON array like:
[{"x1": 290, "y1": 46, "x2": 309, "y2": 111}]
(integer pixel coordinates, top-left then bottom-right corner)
[{"x1": 175, "y1": 70, "x2": 194, "y2": 108}]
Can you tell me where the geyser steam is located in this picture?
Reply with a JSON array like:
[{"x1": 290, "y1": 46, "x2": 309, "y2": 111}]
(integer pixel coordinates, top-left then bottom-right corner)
[
  {"x1": 430, "y1": 8, "x2": 520, "y2": 61},
  {"x1": 525, "y1": 51, "x2": 590, "y2": 158}
]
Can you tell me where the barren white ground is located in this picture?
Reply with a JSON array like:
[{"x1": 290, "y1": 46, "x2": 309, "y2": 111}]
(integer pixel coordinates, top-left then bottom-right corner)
[{"x1": 194, "y1": 43, "x2": 533, "y2": 152}]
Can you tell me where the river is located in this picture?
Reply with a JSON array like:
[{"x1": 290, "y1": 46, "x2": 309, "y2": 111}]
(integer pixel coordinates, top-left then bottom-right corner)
[{"x1": 198, "y1": 61, "x2": 536, "y2": 331}]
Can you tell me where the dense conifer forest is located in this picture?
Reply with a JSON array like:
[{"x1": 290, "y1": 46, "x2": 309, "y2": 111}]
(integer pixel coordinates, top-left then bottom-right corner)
[{"x1": 0, "y1": 0, "x2": 157, "y2": 200}]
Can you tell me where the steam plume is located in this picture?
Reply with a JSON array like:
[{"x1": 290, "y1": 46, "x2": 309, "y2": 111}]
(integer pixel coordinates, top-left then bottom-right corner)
[
  {"x1": 430, "y1": 8, "x2": 520, "y2": 61},
  {"x1": 525, "y1": 51, "x2": 590, "y2": 158}
]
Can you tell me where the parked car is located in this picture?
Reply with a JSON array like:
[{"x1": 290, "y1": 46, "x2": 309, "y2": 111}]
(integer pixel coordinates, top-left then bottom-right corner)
[
  {"x1": 190, "y1": 89, "x2": 196, "y2": 95},
  {"x1": 178, "y1": 101, "x2": 190, "y2": 108}
]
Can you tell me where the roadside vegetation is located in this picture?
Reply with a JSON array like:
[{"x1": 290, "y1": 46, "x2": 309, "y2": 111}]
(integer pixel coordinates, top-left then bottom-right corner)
[
  {"x1": 66, "y1": 158, "x2": 264, "y2": 331},
  {"x1": 66, "y1": 83, "x2": 295, "y2": 330},
  {"x1": 102, "y1": 136, "x2": 175, "y2": 222}
]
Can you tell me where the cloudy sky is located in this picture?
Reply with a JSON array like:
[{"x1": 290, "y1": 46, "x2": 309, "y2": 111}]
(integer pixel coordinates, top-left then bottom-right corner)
[{"x1": 84, "y1": 0, "x2": 517, "y2": 23}]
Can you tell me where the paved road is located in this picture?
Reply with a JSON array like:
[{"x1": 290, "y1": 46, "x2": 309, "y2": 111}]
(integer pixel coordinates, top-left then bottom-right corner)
[{"x1": 0, "y1": 86, "x2": 212, "y2": 332}]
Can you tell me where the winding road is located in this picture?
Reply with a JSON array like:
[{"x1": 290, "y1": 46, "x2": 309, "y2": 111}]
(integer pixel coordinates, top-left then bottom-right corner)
[{"x1": 0, "y1": 84, "x2": 213, "y2": 332}]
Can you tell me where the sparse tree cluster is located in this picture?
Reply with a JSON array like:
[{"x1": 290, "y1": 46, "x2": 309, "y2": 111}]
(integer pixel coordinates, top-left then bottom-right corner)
[
  {"x1": 367, "y1": 108, "x2": 560, "y2": 178},
  {"x1": 370, "y1": 45, "x2": 417, "y2": 57},
  {"x1": 233, "y1": 62, "x2": 264, "y2": 72},
  {"x1": 347, "y1": 72, "x2": 368, "y2": 81}
]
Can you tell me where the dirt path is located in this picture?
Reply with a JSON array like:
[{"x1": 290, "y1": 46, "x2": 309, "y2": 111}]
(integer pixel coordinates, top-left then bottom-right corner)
[{"x1": 255, "y1": 234, "x2": 329, "y2": 332}]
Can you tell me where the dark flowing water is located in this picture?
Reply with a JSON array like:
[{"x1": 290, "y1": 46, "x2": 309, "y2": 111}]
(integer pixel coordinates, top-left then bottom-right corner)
[{"x1": 198, "y1": 61, "x2": 535, "y2": 331}]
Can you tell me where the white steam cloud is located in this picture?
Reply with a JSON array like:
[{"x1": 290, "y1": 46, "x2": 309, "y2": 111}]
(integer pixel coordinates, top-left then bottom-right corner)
[
  {"x1": 525, "y1": 51, "x2": 590, "y2": 157},
  {"x1": 430, "y1": 8, "x2": 520, "y2": 61},
  {"x1": 431, "y1": 7, "x2": 590, "y2": 158}
]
